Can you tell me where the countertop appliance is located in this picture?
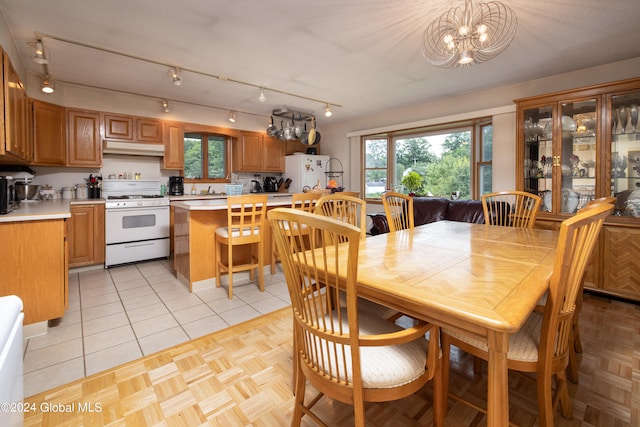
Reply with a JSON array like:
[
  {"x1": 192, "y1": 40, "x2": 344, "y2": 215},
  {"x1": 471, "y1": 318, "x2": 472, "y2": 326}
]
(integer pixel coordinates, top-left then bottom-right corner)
[
  {"x1": 0, "y1": 295, "x2": 24, "y2": 427},
  {"x1": 0, "y1": 176, "x2": 16, "y2": 215},
  {"x1": 284, "y1": 154, "x2": 330, "y2": 194},
  {"x1": 169, "y1": 176, "x2": 184, "y2": 196},
  {"x1": 102, "y1": 179, "x2": 170, "y2": 268},
  {"x1": 263, "y1": 176, "x2": 278, "y2": 192}
]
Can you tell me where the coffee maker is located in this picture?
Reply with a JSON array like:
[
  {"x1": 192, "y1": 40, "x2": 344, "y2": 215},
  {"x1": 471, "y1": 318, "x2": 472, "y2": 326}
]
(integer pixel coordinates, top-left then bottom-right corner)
[{"x1": 169, "y1": 176, "x2": 184, "y2": 196}]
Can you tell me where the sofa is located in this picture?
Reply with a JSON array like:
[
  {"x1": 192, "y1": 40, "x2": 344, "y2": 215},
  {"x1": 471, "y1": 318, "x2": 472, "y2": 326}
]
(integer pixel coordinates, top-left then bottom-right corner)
[{"x1": 369, "y1": 197, "x2": 485, "y2": 235}]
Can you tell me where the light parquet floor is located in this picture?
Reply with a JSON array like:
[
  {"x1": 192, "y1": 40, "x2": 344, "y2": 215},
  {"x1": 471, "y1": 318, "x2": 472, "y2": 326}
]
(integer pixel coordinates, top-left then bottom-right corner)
[{"x1": 23, "y1": 293, "x2": 639, "y2": 426}]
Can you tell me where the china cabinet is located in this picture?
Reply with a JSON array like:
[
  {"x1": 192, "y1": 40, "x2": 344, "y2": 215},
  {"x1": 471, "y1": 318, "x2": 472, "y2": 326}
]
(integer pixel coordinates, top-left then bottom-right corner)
[{"x1": 516, "y1": 77, "x2": 640, "y2": 302}]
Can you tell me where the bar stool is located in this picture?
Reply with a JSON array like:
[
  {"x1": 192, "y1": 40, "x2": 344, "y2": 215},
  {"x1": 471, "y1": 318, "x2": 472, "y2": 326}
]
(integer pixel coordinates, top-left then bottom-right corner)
[
  {"x1": 270, "y1": 192, "x2": 322, "y2": 274},
  {"x1": 215, "y1": 194, "x2": 268, "y2": 299}
]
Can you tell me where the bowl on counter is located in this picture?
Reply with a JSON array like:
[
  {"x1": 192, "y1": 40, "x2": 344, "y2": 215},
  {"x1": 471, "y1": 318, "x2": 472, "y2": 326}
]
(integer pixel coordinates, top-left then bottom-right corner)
[{"x1": 15, "y1": 183, "x2": 41, "y2": 201}]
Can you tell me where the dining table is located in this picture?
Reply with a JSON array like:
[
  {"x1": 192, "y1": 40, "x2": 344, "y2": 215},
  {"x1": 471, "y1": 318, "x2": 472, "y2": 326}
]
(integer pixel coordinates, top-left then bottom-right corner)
[{"x1": 318, "y1": 220, "x2": 559, "y2": 426}]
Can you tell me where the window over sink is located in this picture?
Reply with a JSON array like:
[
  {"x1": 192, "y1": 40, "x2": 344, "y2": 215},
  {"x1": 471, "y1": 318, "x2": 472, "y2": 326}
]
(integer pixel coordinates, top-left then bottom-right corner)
[{"x1": 184, "y1": 132, "x2": 230, "y2": 182}]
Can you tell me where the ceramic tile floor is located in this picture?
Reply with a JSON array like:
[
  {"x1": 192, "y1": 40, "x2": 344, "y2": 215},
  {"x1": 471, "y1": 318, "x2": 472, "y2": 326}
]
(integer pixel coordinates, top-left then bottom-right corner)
[{"x1": 21, "y1": 259, "x2": 291, "y2": 398}]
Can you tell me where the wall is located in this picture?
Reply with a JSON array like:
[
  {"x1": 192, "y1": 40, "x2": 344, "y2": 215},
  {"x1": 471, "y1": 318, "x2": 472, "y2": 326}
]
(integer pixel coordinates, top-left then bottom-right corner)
[{"x1": 319, "y1": 57, "x2": 640, "y2": 197}]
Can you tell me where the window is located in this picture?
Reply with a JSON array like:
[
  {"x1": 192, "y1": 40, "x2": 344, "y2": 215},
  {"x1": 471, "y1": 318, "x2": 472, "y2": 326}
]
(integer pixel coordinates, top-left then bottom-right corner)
[
  {"x1": 362, "y1": 119, "x2": 490, "y2": 200},
  {"x1": 478, "y1": 124, "x2": 493, "y2": 195},
  {"x1": 183, "y1": 132, "x2": 230, "y2": 181}
]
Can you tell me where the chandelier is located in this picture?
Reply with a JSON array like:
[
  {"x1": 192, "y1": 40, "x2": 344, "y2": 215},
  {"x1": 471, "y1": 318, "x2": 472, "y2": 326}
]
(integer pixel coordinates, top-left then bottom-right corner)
[{"x1": 422, "y1": 0, "x2": 517, "y2": 68}]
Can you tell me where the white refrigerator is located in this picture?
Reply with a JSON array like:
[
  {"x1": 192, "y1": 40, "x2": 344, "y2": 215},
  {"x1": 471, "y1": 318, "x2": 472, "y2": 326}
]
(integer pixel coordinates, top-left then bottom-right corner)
[{"x1": 284, "y1": 154, "x2": 330, "y2": 194}]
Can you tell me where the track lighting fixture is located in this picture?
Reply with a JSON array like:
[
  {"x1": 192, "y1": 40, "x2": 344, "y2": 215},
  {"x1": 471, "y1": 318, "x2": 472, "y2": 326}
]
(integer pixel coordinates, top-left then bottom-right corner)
[
  {"x1": 168, "y1": 67, "x2": 182, "y2": 86},
  {"x1": 228, "y1": 111, "x2": 236, "y2": 123},
  {"x1": 324, "y1": 103, "x2": 332, "y2": 117},
  {"x1": 162, "y1": 98, "x2": 170, "y2": 113},
  {"x1": 29, "y1": 33, "x2": 342, "y2": 118},
  {"x1": 40, "y1": 75, "x2": 55, "y2": 93},
  {"x1": 32, "y1": 38, "x2": 48, "y2": 64}
]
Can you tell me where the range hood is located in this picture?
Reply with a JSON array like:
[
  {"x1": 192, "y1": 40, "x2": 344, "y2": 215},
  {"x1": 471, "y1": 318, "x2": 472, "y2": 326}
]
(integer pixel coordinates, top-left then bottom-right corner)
[{"x1": 103, "y1": 140, "x2": 164, "y2": 156}]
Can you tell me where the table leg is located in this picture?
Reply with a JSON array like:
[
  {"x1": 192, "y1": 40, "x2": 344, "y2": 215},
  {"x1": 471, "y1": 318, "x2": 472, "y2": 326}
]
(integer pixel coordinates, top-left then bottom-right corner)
[{"x1": 487, "y1": 331, "x2": 509, "y2": 426}]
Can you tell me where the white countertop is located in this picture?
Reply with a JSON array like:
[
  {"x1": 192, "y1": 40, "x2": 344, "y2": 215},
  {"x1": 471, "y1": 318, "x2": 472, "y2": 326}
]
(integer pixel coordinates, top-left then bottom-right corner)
[
  {"x1": 172, "y1": 194, "x2": 293, "y2": 211},
  {"x1": 0, "y1": 199, "x2": 104, "y2": 223}
]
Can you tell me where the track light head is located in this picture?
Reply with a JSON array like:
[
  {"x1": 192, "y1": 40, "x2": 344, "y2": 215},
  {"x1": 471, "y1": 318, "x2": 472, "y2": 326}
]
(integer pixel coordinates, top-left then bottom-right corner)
[
  {"x1": 32, "y1": 38, "x2": 49, "y2": 64},
  {"x1": 258, "y1": 87, "x2": 266, "y2": 103},
  {"x1": 324, "y1": 103, "x2": 332, "y2": 117},
  {"x1": 168, "y1": 67, "x2": 182, "y2": 86},
  {"x1": 228, "y1": 111, "x2": 236, "y2": 123},
  {"x1": 162, "y1": 99, "x2": 170, "y2": 113},
  {"x1": 40, "y1": 75, "x2": 55, "y2": 93}
]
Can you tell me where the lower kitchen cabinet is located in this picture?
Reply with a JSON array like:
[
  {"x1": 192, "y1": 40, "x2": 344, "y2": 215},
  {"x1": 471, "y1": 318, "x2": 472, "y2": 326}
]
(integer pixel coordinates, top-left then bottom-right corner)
[
  {"x1": 0, "y1": 219, "x2": 67, "y2": 325},
  {"x1": 69, "y1": 203, "x2": 105, "y2": 267}
]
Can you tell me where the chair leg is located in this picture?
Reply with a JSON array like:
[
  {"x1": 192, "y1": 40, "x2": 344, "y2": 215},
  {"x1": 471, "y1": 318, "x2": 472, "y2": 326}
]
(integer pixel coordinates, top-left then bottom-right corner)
[
  {"x1": 537, "y1": 367, "x2": 555, "y2": 427},
  {"x1": 292, "y1": 337, "x2": 306, "y2": 427},
  {"x1": 227, "y1": 241, "x2": 234, "y2": 299},
  {"x1": 556, "y1": 369, "x2": 573, "y2": 419},
  {"x1": 573, "y1": 317, "x2": 583, "y2": 354},
  {"x1": 440, "y1": 333, "x2": 451, "y2": 421},
  {"x1": 473, "y1": 356, "x2": 483, "y2": 375},
  {"x1": 258, "y1": 241, "x2": 265, "y2": 292},
  {"x1": 567, "y1": 332, "x2": 580, "y2": 384},
  {"x1": 215, "y1": 239, "x2": 222, "y2": 288},
  {"x1": 271, "y1": 235, "x2": 278, "y2": 275}
]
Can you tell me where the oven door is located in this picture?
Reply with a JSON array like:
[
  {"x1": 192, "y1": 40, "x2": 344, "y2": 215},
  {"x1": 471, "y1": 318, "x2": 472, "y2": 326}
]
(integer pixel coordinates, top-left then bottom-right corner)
[{"x1": 105, "y1": 206, "x2": 170, "y2": 244}]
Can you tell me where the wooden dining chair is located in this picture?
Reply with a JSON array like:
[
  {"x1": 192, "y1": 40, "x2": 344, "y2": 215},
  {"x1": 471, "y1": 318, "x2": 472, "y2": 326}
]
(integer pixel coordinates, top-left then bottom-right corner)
[
  {"x1": 268, "y1": 208, "x2": 440, "y2": 427},
  {"x1": 381, "y1": 191, "x2": 414, "y2": 232},
  {"x1": 315, "y1": 193, "x2": 397, "y2": 319},
  {"x1": 270, "y1": 192, "x2": 322, "y2": 274},
  {"x1": 215, "y1": 194, "x2": 268, "y2": 299},
  {"x1": 441, "y1": 202, "x2": 613, "y2": 427},
  {"x1": 482, "y1": 190, "x2": 542, "y2": 228},
  {"x1": 566, "y1": 196, "x2": 616, "y2": 382},
  {"x1": 315, "y1": 193, "x2": 367, "y2": 240}
]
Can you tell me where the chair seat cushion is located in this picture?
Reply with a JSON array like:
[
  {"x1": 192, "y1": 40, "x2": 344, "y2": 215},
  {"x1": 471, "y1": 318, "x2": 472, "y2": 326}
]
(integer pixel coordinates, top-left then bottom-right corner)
[
  {"x1": 311, "y1": 309, "x2": 427, "y2": 388},
  {"x1": 444, "y1": 311, "x2": 542, "y2": 363},
  {"x1": 215, "y1": 226, "x2": 261, "y2": 238}
]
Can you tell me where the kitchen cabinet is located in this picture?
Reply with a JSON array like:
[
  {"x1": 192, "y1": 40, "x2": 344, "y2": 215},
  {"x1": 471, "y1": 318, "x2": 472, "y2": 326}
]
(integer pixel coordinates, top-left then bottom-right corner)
[
  {"x1": 0, "y1": 219, "x2": 67, "y2": 325},
  {"x1": 32, "y1": 100, "x2": 66, "y2": 165},
  {"x1": 67, "y1": 108, "x2": 102, "y2": 167},
  {"x1": 233, "y1": 131, "x2": 285, "y2": 173},
  {"x1": 163, "y1": 121, "x2": 184, "y2": 169},
  {"x1": 103, "y1": 113, "x2": 162, "y2": 143},
  {"x1": 516, "y1": 77, "x2": 640, "y2": 301},
  {"x1": 68, "y1": 203, "x2": 105, "y2": 267},
  {"x1": 2, "y1": 50, "x2": 30, "y2": 162}
]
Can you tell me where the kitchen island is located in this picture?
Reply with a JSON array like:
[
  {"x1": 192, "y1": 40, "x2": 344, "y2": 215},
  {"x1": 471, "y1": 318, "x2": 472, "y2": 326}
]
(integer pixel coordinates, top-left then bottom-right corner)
[
  {"x1": 172, "y1": 194, "x2": 292, "y2": 291},
  {"x1": 0, "y1": 200, "x2": 72, "y2": 334}
]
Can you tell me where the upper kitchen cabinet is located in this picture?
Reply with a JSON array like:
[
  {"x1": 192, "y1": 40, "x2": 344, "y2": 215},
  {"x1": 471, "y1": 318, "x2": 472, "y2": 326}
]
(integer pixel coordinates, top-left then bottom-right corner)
[
  {"x1": 32, "y1": 100, "x2": 66, "y2": 165},
  {"x1": 233, "y1": 131, "x2": 285, "y2": 173},
  {"x1": 163, "y1": 121, "x2": 184, "y2": 170},
  {"x1": 103, "y1": 113, "x2": 162, "y2": 143},
  {"x1": 2, "y1": 50, "x2": 30, "y2": 162},
  {"x1": 67, "y1": 108, "x2": 102, "y2": 167}
]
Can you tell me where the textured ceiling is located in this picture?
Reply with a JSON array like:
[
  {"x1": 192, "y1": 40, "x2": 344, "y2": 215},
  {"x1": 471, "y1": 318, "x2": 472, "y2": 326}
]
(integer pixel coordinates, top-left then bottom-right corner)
[{"x1": 1, "y1": 0, "x2": 639, "y2": 124}]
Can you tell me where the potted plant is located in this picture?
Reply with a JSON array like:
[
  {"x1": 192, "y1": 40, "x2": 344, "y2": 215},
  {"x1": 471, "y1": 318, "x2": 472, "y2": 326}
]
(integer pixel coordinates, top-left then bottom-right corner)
[{"x1": 401, "y1": 171, "x2": 425, "y2": 196}]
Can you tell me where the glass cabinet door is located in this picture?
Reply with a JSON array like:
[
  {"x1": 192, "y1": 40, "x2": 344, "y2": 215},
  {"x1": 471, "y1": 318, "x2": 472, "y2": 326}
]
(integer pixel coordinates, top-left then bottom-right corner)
[
  {"x1": 611, "y1": 92, "x2": 640, "y2": 216},
  {"x1": 523, "y1": 105, "x2": 554, "y2": 212},
  {"x1": 561, "y1": 98, "x2": 597, "y2": 214}
]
